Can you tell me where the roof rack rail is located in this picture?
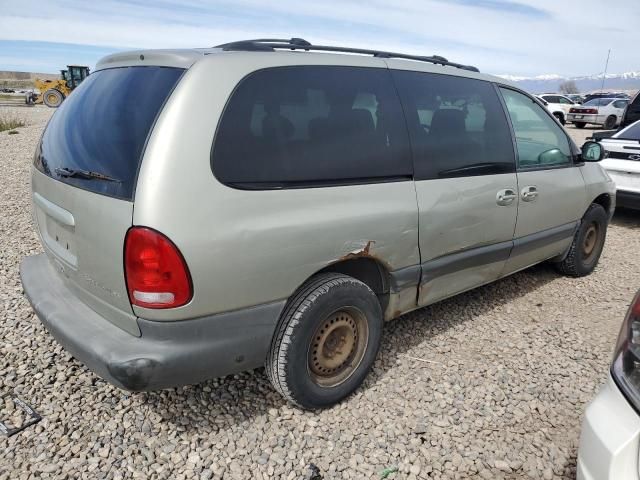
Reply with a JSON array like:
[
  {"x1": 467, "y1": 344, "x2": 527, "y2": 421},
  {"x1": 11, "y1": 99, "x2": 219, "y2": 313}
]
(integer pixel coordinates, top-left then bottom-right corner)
[{"x1": 214, "y1": 38, "x2": 479, "y2": 72}]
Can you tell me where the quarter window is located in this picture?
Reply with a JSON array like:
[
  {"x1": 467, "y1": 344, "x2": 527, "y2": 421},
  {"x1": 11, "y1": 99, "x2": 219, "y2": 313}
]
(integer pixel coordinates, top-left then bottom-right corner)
[
  {"x1": 499, "y1": 88, "x2": 571, "y2": 169},
  {"x1": 391, "y1": 71, "x2": 515, "y2": 179},
  {"x1": 212, "y1": 66, "x2": 411, "y2": 188}
]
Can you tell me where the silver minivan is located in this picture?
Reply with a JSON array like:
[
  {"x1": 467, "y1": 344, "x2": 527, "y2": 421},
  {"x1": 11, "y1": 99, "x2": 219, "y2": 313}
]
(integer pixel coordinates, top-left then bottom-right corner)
[{"x1": 21, "y1": 38, "x2": 615, "y2": 408}]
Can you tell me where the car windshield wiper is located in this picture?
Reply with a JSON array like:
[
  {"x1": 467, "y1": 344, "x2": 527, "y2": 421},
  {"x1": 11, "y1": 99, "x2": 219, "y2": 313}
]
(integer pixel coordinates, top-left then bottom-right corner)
[{"x1": 54, "y1": 167, "x2": 121, "y2": 183}]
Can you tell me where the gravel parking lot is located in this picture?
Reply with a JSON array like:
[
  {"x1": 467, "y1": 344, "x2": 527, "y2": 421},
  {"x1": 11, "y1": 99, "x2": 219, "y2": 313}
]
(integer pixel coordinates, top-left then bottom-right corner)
[{"x1": 1, "y1": 106, "x2": 639, "y2": 480}]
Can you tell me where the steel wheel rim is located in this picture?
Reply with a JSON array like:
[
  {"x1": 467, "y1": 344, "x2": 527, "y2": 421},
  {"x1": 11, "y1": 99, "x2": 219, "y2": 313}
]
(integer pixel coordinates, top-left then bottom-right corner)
[
  {"x1": 583, "y1": 222, "x2": 599, "y2": 260},
  {"x1": 308, "y1": 307, "x2": 369, "y2": 387}
]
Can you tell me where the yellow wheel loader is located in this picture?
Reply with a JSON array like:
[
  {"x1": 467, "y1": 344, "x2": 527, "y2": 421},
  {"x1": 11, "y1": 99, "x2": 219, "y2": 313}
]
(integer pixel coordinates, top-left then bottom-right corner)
[{"x1": 26, "y1": 65, "x2": 90, "y2": 108}]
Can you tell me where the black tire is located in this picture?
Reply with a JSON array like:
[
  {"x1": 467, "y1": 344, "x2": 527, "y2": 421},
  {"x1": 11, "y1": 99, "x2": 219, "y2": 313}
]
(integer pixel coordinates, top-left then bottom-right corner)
[
  {"x1": 553, "y1": 112, "x2": 565, "y2": 125},
  {"x1": 43, "y1": 89, "x2": 64, "y2": 108},
  {"x1": 266, "y1": 273, "x2": 383, "y2": 409},
  {"x1": 574, "y1": 122, "x2": 586, "y2": 129},
  {"x1": 555, "y1": 204, "x2": 608, "y2": 277},
  {"x1": 604, "y1": 115, "x2": 617, "y2": 130}
]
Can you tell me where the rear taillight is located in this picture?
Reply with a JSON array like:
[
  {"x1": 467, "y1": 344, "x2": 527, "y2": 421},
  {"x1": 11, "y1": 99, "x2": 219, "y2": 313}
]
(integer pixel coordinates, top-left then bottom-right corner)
[
  {"x1": 124, "y1": 227, "x2": 192, "y2": 309},
  {"x1": 611, "y1": 291, "x2": 640, "y2": 412},
  {"x1": 633, "y1": 295, "x2": 640, "y2": 317},
  {"x1": 587, "y1": 108, "x2": 598, "y2": 114},
  {"x1": 569, "y1": 108, "x2": 577, "y2": 113}
]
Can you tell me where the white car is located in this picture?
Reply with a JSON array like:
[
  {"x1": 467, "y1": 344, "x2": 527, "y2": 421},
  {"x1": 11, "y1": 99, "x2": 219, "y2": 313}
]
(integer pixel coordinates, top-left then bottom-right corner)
[
  {"x1": 599, "y1": 120, "x2": 640, "y2": 210},
  {"x1": 539, "y1": 94, "x2": 577, "y2": 125},
  {"x1": 577, "y1": 290, "x2": 640, "y2": 479},
  {"x1": 568, "y1": 98, "x2": 630, "y2": 130}
]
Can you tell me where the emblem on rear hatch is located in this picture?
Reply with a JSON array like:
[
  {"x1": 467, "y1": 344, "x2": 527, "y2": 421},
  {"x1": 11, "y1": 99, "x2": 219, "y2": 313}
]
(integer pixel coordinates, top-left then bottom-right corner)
[{"x1": 79, "y1": 273, "x2": 122, "y2": 299}]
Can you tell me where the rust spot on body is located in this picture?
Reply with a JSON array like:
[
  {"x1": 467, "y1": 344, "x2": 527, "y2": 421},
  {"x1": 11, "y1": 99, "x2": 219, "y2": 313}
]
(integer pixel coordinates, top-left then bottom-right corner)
[{"x1": 340, "y1": 240, "x2": 376, "y2": 261}]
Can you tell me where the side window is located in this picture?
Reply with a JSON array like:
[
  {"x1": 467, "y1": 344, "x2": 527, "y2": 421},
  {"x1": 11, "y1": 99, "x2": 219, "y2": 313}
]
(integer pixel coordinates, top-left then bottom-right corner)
[
  {"x1": 559, "y1": 97, "x2": 573, "y2": 105},
  {"x1": 499, "y1": 88, "x2": 571, "y2": 169},
  {"x1": 212, "y1": 66, "x2": 411, "y2": 187},
  {"x1": 613, "y1": 100, "x2": 628, "y2": 109},
  {"x1": 391, "y1": 71, "x2": 515, "y2": 179}
]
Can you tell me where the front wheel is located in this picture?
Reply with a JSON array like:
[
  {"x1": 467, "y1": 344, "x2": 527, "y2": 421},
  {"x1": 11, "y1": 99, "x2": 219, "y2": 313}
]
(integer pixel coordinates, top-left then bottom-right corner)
[
  {"x1": 555, "y1": 203, "x2": 608, "y2": 277},
  {"x1": 553, "y1": 112, "x2": 565, "y2": 125},
  {"x1": 43, "y1": 89, "x2": 64, "y2": 108},
  {"x1": 266, "y1": 273, "x2": 383, "y2": 409}
]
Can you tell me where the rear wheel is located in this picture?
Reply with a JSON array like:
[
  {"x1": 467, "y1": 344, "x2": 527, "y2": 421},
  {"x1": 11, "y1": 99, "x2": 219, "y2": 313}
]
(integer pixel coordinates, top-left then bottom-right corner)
[
  {"x1": 43, "y1": 89, "x2": 64, "y2": 108},
  {"x1": 604, "y1": 115, "x2": 617, "y2": 130},
  {"x1": 574, "y1": 122, "x2": 586, "y2": 129},
  {"x1": 555, "y1": 203, "x2": 608, "y2": 277},
  {"x1": 266, "y1": 273, "x2": 383, "y2": 409}
]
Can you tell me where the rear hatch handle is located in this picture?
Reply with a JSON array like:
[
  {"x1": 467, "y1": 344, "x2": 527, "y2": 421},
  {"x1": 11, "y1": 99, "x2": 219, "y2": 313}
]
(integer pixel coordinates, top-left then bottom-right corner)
[{"x1": 33, "y1": 192, "x2": 75, "y2": 228}]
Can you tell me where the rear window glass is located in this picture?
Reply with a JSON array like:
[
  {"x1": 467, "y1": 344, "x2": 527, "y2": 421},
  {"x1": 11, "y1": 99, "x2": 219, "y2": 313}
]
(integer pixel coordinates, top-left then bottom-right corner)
[
  {"x1": 35, "y1": 66, "x2": 184, "y2": 200},
  {"x1": 583, "y1": 98, "x2": 613, "y2": 107},
  {"x1": 211, "y1": 66, "x2": 412, "y2": 188}
]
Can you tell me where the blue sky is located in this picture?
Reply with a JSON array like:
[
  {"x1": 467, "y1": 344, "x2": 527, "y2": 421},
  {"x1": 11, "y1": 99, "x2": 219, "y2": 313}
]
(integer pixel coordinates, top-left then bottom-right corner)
[{"x1": 0, "y1": 0, "x2": 638, "y2": 77}]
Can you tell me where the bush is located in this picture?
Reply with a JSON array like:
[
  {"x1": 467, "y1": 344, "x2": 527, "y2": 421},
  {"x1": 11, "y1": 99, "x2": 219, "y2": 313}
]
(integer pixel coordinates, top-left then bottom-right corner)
[{"x1": 0, "y1": 116, "x2": 25, "y2": 132}]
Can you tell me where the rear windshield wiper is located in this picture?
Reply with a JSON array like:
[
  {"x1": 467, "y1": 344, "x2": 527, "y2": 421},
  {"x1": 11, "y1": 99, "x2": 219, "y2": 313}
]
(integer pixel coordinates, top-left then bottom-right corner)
[{"x1": 55, "y1": 167, "x2": 121, "y2": 183}]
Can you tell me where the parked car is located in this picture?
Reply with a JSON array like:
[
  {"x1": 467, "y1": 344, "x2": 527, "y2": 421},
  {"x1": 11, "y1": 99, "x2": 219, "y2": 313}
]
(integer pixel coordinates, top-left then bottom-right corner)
[
  {"x1": 19, "y1": 38, "x2": 615, "y2": 409},
  {"x1": 566, "y1": 94, "x2": 585, "y2": 104},
  {"x1": 584, "y1": 92, "x2": 630, "y2": 103},
  {"x1": 577, "y1": 289, "x2": 640, "y2": 479},
  {"x1": 619, "y1": 90, "x2": 640, "y2": 130},
  {"x1": 599, "y1": 120, "x2": 640, "y2": 210},
  {"x1": 567, "y1": 98, "x2": 630, "y2": 129},
  {"x1": 539, "y1": 94, "x2": 577, "y2": 124}
]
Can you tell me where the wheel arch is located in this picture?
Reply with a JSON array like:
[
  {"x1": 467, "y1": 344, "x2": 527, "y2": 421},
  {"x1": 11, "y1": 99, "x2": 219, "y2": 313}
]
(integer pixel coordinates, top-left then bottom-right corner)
[
  {"x1": 590, "y1": 193, "x2": 612, "y2": 217},
  {"x1": 317, "y1": 257, "x2": 391, "y2": 311}
]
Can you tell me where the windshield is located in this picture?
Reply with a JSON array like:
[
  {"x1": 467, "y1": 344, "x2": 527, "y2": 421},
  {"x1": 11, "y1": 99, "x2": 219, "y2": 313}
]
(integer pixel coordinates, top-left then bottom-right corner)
[
  {"x1": 35, "y1": 66, "x2": 184, "y2": 200},
  {"x1": 583, "y1": 98, "x2": 613, "y2": 107},
  {"x1": 614, "y1": 121, "x2": 640, "y2": 141}
]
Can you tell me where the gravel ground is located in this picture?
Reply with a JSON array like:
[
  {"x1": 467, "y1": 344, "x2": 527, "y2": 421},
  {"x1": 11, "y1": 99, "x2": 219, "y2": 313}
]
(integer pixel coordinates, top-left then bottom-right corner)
[{"x1": 1, "y1": 105, "x2": 640, "y2": 480}]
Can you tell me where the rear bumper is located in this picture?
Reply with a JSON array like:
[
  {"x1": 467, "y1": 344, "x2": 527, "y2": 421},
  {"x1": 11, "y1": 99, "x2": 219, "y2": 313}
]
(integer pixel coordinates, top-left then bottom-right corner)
[
  {"x1": 568, "y1": 113, "x2": 603, "y2": 125},
  {"x1": 577, "y1": 375, "x2": 640, "y2": 480},
  {"x1": 20, "y1": 253, "x2": 284, "y2": 391},
  {"x1": 617, "y1": 190, "x2": 640, "y2": 210}
]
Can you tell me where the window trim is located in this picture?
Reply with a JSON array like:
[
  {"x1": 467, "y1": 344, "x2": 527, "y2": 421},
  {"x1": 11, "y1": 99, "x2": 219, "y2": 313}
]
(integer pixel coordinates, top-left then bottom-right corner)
[
  {"x1": 495, "y1": 84, "x2": 579, "y2": 172},
  {"x1": 209, "y1": 64, "x2": 414, "y2": 191}
]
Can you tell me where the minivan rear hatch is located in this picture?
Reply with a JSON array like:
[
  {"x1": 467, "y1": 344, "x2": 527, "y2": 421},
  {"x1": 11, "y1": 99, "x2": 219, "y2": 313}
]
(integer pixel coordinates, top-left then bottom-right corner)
[{"x1": 32, "y1": 66, "x2": 184, "y2": 335}]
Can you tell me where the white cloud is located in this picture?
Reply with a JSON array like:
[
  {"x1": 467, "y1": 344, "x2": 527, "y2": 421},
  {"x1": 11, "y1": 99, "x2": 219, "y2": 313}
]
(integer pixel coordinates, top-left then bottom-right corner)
[{"x1": 0, "y1": 0, "x2": 638, "y2": 75}]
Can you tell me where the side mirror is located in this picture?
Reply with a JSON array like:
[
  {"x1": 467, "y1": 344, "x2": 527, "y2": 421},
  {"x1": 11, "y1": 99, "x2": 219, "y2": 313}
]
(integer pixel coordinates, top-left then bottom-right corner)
[
  {"x1": 538, "y1": 148, "x2": 567, "y2": 165},
  {"x1": 581, "y1": 141, "x2": 607, "y2": 162}
]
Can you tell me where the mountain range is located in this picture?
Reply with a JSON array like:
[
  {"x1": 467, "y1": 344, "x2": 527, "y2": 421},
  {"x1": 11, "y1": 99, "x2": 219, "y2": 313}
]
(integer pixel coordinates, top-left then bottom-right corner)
[{"x1": 496, "y1": 71, "x2": 640, "y2": 94}]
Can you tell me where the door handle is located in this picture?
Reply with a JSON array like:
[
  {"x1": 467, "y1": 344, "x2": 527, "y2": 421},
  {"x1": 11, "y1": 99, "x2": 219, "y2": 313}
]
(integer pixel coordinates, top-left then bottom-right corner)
[
  {"x1": 521, "y1": 186, "x2": 538, "y2": 202},
  {"x1": 496, "y1": 188, "x2": 517, "y2": 206}
]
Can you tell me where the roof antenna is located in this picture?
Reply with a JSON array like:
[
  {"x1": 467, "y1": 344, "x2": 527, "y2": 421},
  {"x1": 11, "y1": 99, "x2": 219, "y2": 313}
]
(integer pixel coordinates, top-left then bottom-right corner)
[{"x1": 600, "y1": 48, "x2": 611, "y2": 95}]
